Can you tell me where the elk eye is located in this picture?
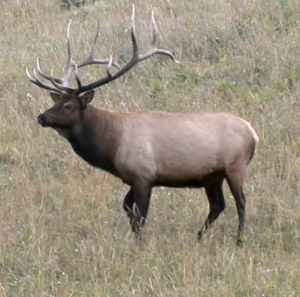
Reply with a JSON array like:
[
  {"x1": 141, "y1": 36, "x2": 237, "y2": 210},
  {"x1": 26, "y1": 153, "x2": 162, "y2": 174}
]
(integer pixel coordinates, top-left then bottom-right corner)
[{"x1": 64, "y1": 103, "x2": 72, "y2": 110}]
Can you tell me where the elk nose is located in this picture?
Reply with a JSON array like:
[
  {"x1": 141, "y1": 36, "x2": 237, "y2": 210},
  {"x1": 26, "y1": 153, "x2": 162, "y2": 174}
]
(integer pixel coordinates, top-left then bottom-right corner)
[{"x1": 37, "y1": 114, "x2": 45, "y2": 125}]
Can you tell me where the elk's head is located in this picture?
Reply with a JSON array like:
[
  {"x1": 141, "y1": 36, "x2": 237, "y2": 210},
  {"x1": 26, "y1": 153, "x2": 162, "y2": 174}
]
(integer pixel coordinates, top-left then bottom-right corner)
[
  {"x1": 37, "y1": 91, "x2": 94, "y2": 128},
  {"x1": 26, "y1": 5, "x2": 179, "y2": 129}
]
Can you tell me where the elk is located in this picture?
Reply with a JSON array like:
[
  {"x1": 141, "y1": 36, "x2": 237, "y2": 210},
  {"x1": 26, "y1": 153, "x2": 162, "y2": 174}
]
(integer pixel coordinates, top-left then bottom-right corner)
[{"x1": 26, "y1": 6, "x2": 258, "y2": 246}]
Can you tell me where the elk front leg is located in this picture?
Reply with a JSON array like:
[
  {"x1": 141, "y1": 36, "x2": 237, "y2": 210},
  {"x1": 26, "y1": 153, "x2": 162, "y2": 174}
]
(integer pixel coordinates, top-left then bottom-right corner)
[
  {"x1": 131, "y1": 181, "x2": 152, "y2": 238},
  {"x1": 198, "y1": 179, "x2": 225, "y2": 241},
  {"x1": 123, "y1": 187, "x2": 135, "y2": 228}
]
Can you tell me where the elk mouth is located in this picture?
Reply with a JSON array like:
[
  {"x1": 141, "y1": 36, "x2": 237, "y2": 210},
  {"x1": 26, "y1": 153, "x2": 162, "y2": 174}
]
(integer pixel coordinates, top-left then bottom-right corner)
[
  {"x1": 37, "y1": 114, "x2": 50, "y2": 127},
  {"x1": 37, "y1": 114, "x2": 72, "y2": 130}
]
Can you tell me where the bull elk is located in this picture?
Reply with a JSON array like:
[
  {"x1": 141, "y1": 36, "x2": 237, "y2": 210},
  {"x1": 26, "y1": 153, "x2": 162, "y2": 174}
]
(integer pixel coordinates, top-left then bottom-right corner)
[{"x1": 26, "y1": 6, "x2": 258, "y2": 246}]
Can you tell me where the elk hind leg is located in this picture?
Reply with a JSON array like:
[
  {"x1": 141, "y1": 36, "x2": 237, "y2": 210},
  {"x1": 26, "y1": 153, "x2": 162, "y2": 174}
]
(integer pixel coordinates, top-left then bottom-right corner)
[
  {"x1": 198, "y1": 179, "x2": 225, "y2": 241},
  {"x1": 226, "y1": 166, "x2": 247, "y2": 247}
]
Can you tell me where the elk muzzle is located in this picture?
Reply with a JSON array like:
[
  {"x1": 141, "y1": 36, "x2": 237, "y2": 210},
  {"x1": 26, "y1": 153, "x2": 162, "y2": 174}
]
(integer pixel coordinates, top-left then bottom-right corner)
[{"x1": 37, "y1": 113, "x2": 49, "y2": 127}]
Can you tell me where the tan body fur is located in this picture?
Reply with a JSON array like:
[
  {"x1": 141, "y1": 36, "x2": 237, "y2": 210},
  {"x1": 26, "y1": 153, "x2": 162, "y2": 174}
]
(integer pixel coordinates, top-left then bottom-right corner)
[{"x1": 114, "y1": 110, "x2": 257, "y2": 186}]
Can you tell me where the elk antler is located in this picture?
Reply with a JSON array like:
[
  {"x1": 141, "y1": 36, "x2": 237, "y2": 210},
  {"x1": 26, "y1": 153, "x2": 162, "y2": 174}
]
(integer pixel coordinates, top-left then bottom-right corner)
[
  {"x1": 26, "y1": 20, "x2": 121, "y2": 94},
  {"x1": 26, "y1": 5, "x2": 179, "y2": 95},
  {"x1": 73, "y1": 5, "x2": 179, "y2": 95}
]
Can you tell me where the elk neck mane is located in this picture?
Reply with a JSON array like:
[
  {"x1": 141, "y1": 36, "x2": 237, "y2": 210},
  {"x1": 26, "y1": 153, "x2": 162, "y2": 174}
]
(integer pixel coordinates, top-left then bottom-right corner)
[{"x1": 68, "y1": 105, "x2": 123, "y2": 176}]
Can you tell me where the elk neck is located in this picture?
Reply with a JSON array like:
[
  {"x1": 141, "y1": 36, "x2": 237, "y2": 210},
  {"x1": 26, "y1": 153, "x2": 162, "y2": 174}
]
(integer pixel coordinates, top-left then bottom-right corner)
[{"x1": 68, "y1": 105, "x2": 122, "y2": 176}]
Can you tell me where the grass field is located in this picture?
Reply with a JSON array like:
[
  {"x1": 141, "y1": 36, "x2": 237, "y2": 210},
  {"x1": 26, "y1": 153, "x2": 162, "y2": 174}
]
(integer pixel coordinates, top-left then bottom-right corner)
[{"x1": 1, "y1": 0, "x2": 300, "y2": 296}]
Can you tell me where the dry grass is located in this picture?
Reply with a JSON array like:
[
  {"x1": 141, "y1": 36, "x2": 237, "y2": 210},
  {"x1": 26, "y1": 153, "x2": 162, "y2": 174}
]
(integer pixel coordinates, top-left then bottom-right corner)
[{"x1": 1, "y1": 0, "x2": 300, "y2": 296}]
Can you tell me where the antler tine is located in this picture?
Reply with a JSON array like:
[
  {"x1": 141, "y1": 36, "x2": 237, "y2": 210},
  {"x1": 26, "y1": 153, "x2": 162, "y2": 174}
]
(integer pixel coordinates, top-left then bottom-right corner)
[
  {"x1": 26, "y1": 67, "x2": 62, "y2": 93},
  {"x1": 36, "y1": 58, "x2": 63, "y2": 84},
  {"x1": 74, "y1": 65, "x2": 83, "y2": 91},
  {"x1": 51, "y1": 76, "x2": 74, "y2": 93},
  {"x1": 138, "y1": 11, "x2": 180, "y2": 63},
  {"x1": 151, "y1": 10, "x2": 157, "y2": 48},
  {"x1": 131, "y1": 4, "x2": 138, "y2": 58},
  {"x1": 61, "y1": 19, "x2": 76, "y2": 87},
  {"x1": 76, "y1": 21, "x2": 121, "y2": 70},
  {"x1": 67, "y1": 19, "x2": 72, "y2": 63},
  {"x1": 106, "y1": 55, "x2": 113, "y2": 77},
  {"x1": 90, "y1": 21, "x2": 100, "y2": 58}
]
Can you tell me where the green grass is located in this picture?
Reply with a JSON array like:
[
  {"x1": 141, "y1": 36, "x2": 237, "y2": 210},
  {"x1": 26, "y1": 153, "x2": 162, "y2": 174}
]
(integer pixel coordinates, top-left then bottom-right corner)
[{"x1": 1, "y1": 0, "x2": 300, "y2": 296}]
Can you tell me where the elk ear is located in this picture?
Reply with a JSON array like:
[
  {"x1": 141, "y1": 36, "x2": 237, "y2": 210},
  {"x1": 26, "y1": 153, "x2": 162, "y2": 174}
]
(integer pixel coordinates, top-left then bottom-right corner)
[
  {"x1": 80, "y1": 90, "x2": 94, "y2": 108},
  {"x1": 50, "y1": 92, "x2": 61, "y2": 103}
]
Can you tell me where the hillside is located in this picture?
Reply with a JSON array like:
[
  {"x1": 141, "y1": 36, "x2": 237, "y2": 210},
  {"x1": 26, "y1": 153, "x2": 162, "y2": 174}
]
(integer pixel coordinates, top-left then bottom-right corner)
[{"x1": 0, "y1": 0, "x2": 300, "y2": 296}]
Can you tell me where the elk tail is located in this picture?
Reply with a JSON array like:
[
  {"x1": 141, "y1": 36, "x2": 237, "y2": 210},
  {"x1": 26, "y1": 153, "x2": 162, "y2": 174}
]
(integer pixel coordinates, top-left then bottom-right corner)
[{"x1": 246, "y1": 122, "x2": 259, "y2": 165}]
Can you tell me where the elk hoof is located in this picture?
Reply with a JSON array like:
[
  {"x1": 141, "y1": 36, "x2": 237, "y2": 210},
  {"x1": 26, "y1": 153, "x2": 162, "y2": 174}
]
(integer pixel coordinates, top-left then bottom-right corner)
[{"x1": 236, "y1": 233, "x2": 246, "y2": 247}]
